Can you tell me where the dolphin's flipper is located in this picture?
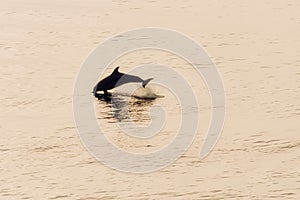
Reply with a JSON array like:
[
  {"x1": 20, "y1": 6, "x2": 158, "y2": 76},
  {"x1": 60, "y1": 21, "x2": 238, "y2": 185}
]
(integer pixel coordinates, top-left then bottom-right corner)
[{"x1": 142, "y1": 78, "x2": 153, "y2": 87}]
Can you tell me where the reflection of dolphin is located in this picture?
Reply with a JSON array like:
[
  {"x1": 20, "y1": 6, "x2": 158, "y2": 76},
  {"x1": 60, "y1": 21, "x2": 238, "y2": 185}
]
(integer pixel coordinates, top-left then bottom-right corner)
[{"x1": 93, "y1": 66, "x2": 153, "y2": 96}]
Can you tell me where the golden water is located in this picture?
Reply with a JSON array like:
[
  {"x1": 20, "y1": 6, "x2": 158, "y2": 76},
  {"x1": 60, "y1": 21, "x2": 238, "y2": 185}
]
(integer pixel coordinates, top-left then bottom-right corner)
[{"x1": 1, "y1": 0, "x2": 299, "y2": 199}]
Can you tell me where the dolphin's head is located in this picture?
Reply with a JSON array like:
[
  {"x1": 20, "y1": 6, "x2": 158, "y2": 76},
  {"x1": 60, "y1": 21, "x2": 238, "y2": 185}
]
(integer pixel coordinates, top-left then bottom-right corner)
[{"x1": 93, "y1": 84, "x2": 98, "y2": 96}]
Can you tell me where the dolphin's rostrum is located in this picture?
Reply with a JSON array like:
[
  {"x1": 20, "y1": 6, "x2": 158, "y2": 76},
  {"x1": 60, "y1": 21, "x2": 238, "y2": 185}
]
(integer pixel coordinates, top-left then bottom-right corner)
[{"x1": 93, "y1": 66, "x2": 153, "y2": 96}]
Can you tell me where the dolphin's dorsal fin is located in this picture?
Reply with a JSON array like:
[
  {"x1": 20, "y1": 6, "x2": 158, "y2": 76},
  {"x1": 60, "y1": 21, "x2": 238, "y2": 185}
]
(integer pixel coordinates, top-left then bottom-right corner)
[{"x1": 112, "y1": 66, "x2": 120, "y2": 75}]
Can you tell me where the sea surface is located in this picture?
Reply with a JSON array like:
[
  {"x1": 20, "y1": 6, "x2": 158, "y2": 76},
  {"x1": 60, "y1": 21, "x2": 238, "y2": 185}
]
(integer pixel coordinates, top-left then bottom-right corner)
[{"x1": 0, "y1": 0, "x2": 299, "y2": 199}]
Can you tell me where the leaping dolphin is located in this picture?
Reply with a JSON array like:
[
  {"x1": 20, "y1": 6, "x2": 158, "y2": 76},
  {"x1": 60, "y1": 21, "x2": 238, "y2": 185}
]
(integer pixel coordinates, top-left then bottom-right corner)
[{"x1": 93, "y1": 66, "x2": 153, "y2": 96}]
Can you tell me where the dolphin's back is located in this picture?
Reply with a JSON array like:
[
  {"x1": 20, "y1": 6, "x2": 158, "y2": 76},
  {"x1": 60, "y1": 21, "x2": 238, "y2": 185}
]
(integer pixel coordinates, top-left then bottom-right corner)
[
  {"x1": 115, "y1": 74, "x2": 143, "y2": 87},
  {"x1": 96, "y1": 75, "x2": 122, "y2": 91}
]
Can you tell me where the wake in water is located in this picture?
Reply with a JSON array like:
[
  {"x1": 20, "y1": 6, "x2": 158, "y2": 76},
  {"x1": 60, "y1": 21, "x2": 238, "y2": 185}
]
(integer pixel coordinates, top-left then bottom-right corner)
[
  {"x1": 94, "y1": 86, "x2": 163, "y2": 101},
  {"x1": 94, "y1": 86, "x2": 163, "y2": 122},
  {"x1": 131, "y1": 87, "x2": 164, "y2": 99}
]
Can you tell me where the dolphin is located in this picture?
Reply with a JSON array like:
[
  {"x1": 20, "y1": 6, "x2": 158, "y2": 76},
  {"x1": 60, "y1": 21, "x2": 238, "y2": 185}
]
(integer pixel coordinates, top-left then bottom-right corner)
[{"x1": 93, "y1": 66, "x2": 153, "y2": 96}]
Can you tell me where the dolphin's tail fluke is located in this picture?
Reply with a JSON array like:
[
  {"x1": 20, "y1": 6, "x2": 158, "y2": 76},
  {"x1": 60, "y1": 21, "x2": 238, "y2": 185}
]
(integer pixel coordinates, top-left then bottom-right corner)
[{"x1": 142, "y1": 78, "x2": 153, "y2": 88}]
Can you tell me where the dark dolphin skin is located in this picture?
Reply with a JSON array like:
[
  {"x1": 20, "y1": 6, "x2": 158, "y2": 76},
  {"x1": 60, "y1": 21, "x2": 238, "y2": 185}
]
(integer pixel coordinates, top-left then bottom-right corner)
[{"x1": 93, "y1": 66, "x2": 153, "y2": 96}]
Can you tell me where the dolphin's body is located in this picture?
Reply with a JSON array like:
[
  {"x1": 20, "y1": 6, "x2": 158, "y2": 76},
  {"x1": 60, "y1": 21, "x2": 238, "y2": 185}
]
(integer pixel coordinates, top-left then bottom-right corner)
[{"x1": 93, "y1": 67, "x2": 153, "y2": 96}]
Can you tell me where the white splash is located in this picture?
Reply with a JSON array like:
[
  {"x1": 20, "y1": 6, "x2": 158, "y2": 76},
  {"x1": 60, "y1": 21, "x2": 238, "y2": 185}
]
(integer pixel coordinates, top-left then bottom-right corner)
[{"x1": 132, "y1": 87, "x2": 163, "y2": 99}]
